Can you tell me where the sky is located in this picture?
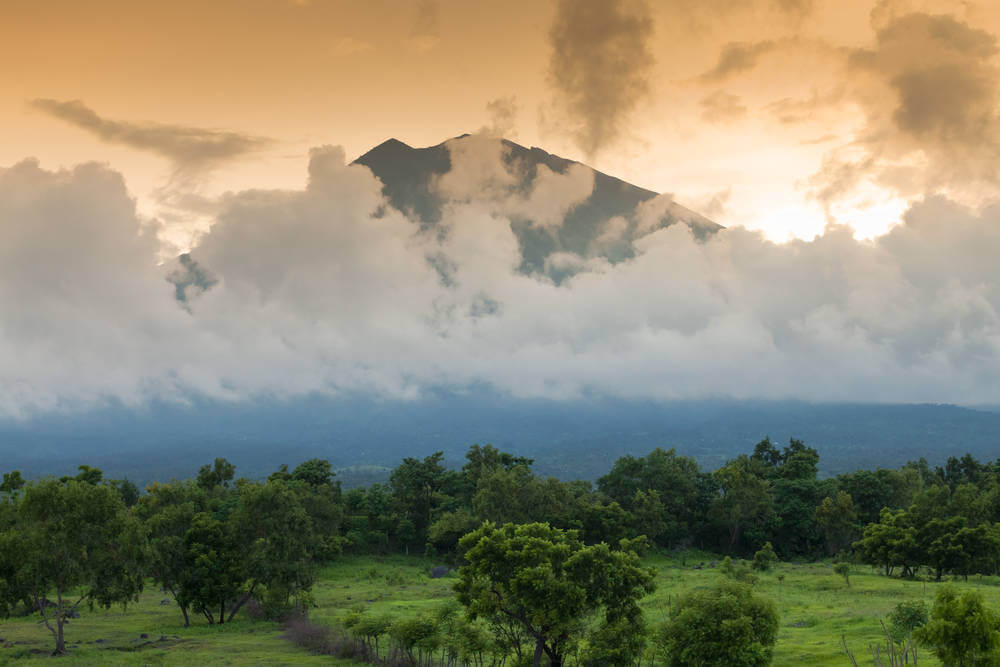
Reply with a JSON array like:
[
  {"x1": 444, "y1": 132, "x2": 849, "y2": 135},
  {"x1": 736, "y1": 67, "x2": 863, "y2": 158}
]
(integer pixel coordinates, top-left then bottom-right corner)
[{"x1": 2, "y1": 0, "x2": 1000, "y2": 415}]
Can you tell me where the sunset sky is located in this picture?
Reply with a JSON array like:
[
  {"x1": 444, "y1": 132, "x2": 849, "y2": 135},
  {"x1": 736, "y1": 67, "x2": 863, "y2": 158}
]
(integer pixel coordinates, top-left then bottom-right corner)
[
  {"x1": 3, "y1": 0, "x2": 1000, "y2": 415},
  {"x1": 7, "y1": 0, "x2": 999, "y2": 243}
]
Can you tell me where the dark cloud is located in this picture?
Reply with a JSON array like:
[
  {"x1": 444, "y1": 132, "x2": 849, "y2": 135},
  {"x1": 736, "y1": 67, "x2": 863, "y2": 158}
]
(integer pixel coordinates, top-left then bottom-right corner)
[
  {"x1": 699, "y1": 91, "x2": 748, "y2": 123},
  {"x1": 548, "y1": 0, "x2": 655, "y2": 156},
  {"x1": 30, "y1": 99, "x2": 270, "y2": 173},
  {"x1": 811, "y1": 12, "x2": 1000, "y2": 210},
  {"x1": 698, "y1": 41, "x2": 778, "y2": 82}
]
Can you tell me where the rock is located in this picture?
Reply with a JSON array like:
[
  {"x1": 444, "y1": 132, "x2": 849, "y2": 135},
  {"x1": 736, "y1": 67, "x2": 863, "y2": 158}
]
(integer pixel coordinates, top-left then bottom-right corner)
[
  {"x1": 160, "y1": 599, "x2": 172, "y2": 605},
  {"x1": 139, "y1": 633, "x2": 148, "y2": 639},
  {"x1": 159, "y1": 636, "x2": 168, "y2": 642},
  {"x1": 430, "y1": 565, "x2": 450, "y2": 578}
]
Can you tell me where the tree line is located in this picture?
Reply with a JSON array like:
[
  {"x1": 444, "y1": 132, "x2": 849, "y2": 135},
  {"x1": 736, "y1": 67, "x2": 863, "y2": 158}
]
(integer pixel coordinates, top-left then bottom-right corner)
[{"x1": 3, "y1": 438, "x2": 1000, "y2": 661}]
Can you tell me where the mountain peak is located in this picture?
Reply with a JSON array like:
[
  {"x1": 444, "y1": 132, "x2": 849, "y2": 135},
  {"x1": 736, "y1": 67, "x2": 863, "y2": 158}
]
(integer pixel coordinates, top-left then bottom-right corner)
[{"x1": 353, "y1": 135, "x2": 721, "y2": 278}]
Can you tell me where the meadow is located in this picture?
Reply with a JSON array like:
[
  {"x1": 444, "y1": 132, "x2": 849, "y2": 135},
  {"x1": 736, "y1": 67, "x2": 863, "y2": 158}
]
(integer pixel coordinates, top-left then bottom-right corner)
[{"x1": 1, "y1": 551, "x2": 996, "y2": 665}]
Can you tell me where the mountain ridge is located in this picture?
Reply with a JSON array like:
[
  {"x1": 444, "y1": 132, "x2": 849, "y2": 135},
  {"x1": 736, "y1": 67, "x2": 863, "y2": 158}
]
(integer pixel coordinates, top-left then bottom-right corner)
[{"x1": 352, "y1": 135, "x2": 722, "y2": 276}]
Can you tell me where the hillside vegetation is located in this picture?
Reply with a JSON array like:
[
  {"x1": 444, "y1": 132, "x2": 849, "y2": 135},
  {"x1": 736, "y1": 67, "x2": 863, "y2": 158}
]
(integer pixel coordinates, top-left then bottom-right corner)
[{"x1": 4, "y1": 438, "x2": 1000, "y2": 664}]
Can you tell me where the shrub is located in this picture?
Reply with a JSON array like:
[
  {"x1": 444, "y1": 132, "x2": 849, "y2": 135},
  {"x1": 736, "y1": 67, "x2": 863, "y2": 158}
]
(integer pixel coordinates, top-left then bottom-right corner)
[
  {"x1": 887, "y1": 600, "x2": 928, "y2": 644},
  {"x1": 915, "y1": 586, "x2": 1000, "y2": 665},
  {"x1": 751, "y1": 542, "x2": 778, "y2": 572},
  {"x1": 721, "y1": 556, "x2": 760, "y2": 585},
  {"x1": 657, "y1": 581, "x2": 779, "y2": 667},
  {"x1": 282, "y1": 615, "x2": 370, "y2": 659},
  {"x1": 833, "y1": 562, "x2": 851, "y2": 588}
]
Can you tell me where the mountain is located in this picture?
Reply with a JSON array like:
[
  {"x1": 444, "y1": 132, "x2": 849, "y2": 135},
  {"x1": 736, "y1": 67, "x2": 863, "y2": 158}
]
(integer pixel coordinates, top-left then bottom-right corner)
[
  {"x1": 352, "y1": 136, "x2": 722, "y2": 276},
  {"x1": 4, "y1": 396, "x2": 1000, "y2": 487}
]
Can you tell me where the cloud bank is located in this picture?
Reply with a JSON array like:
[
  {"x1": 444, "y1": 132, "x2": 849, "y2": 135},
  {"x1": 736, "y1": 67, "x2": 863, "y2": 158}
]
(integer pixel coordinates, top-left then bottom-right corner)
[{"x1": 3, "y1": 136, "x2": 1000, "y2": 418}]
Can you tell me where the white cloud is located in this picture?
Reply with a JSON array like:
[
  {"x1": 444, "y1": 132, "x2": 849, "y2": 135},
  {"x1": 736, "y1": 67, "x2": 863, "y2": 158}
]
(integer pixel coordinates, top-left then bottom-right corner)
[{"x1": 3, "y1": 140, "x2": 1000, "y2": 418}]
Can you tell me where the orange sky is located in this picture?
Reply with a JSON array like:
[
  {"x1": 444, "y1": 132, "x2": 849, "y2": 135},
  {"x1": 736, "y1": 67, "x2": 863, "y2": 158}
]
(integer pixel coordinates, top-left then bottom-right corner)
[{"x1": 4, "y1": 0, "x2": 1000, "y2": 244}]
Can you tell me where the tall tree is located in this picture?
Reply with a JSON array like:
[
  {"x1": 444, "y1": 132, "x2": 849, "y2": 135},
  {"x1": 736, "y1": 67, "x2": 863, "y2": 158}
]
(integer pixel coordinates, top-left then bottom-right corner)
[
  {"x1": 455, "y1": 522, "x2": 655, "y2": 667},
  {"x1": 0, "y1": 479, "x2": 145, "y2": 653}
]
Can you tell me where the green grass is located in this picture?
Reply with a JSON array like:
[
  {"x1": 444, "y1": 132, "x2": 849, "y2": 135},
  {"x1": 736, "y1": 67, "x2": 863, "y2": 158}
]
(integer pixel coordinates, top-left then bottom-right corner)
[{"x1": 3, "y1": 553, "x2": 999, "y2": 664}]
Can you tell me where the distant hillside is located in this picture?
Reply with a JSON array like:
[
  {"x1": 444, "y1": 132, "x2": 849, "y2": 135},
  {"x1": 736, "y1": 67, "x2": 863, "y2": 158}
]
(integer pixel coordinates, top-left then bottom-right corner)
[
  {"x1": 353, "y1": 136, "x2": 721, "y2": 276},
  {"x1": 3, "y1": 397, "x2": 999, "y2": 486}
]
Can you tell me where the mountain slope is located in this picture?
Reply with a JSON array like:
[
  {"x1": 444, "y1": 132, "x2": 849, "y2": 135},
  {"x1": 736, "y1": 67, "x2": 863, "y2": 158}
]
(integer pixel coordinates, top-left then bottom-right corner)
[{"x1": 353, "y1": 136, "x2": 722, "y2": 275}]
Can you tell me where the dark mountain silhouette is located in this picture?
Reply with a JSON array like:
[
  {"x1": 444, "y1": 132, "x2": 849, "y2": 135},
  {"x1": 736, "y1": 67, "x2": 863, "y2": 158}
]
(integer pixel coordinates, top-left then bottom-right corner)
[{"x1": 353, "y1": 136, "x2": 722, "y2": 276}]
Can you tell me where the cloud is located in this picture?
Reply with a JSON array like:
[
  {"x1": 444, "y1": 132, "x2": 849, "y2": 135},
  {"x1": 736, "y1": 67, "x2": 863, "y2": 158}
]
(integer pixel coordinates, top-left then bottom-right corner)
[
  {"x1": 765, "y1": 87, "x2": 846, "y2": 124},
  {"x1": 481, "y1": 97, "x2": 519, "y2": 139},
  {"x1": 699, "y1": 91, "x2": 748, "y2": 123},
  {"x1": 547, "y1": 0, "x2": 655, "y2": 156},
  {"x1": 811, "y1": 11, "x2": 1000, "y2": 211},
  {"x1": 30, "y1": 99, "x2": 270, "y2": 174},
  {"x1": 408, "y1": 0, "x2": 441, "y2": 53},
  {"x1": 333, "y1": 37, "x2": 375, "y2": 56},
  {"x1": 5, "y1": 141, "x2": 1000, "y2": 418},
  {"x1": 698, "y1": 41, "x2": 779, "y2": 82}
]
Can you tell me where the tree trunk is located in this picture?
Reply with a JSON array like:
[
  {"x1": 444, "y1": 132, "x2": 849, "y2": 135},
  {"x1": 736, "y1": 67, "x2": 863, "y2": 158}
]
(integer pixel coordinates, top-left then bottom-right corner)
[
  {"x1": 219, "y1": 601, "x2": 225, "y2": 624},
  {"x1": 180, "y1": 603, "x2": 190, "y2": 627},
  {"x1": 533, "y1": 636, "x2": 544, "y2": 667},
  {"x1": 226, "y1": 595, "x2": 248, "y2": 623},
  {"x1": 55, "y1": 588, "x2": 66, "y2": 655}
]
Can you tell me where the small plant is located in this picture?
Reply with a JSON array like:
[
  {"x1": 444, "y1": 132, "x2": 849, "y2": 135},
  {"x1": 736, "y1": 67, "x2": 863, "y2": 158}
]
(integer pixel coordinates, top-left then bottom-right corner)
[
  {"x1": 842, "y1": 621, "x2": 918, "y2": 667},
  {"x1": 721, "y1": 556, "x2": 760, "y2": 585},
  {"x1": 887, "y1": 600, "x2": 928, "y2": 644},
  {"x1": 752, "y1": 542, "x2": 778, "y2": 572},
  {"x1": 834, "y1": 562, "x2": 852, "y2": 588}
]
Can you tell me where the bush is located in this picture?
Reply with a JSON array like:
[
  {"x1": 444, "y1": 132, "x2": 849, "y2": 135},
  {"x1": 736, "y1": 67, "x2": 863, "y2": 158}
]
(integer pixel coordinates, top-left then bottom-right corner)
[
  {"x1": 751, "y1": 542, "x2": 778, "y2": 572},
  {"x1": 833, "y1": 562, "x2": 851, "y2": 588},
  {"x1": 282, "y1": 615, "x2": 370, "y2": 659},
  {"x1": 721, "y1": 556, "x2": 760, "y2": 585},
  {"x1": 658, "y1": 581, "x2": 779, "y2": 666},
  {"x1": 915, "y1": 586, "x2": 1000, "y2": 665},
  {"x1": 887, "y1": 600, "x2": 928, "y2": 643}
]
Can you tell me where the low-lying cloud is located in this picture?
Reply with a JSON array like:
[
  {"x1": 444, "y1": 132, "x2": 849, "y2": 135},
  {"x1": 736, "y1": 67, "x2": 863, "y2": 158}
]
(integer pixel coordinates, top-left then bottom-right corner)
[{"x1": 2, "y1": 135, "x2": 1000, "y2": 418}]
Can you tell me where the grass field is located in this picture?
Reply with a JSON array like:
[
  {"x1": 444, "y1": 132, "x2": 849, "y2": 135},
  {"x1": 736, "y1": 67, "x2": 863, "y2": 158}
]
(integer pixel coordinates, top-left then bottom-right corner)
[{"x1": 2, "y1": 552, "x2": 998, "y2": 665}]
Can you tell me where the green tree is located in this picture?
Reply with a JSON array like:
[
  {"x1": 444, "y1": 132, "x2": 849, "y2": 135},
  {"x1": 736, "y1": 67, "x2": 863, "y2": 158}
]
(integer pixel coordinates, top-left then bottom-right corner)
[
  {"x1": 598, "y1": 448, "x2": 710, "y2": 547},
  {"x1": 887, "y1": 599, "x2": 928, "y2": 644},
  {"x1": 136, "y1": 480, "x2": 212, "y2": 626},
  {"x1": 0, "y1": 479, "x2": 145, "y2": 653},
  {"x1": 390, "y1": 452, "x2": 449, "y2": 553},
  {"x1": 815, "y1": 491, "x2": 857, "y2": 556},
  {"x1": 854, "y1": 508, "x2": 919, "y2": 577},
  {"x1": 915, "y1": 586, "x2": 1000, "y2": 666},
  {"x1": 455, "y1": 522, "x2": 655, "y2": 667},
  {"x1": 657, "y1": 581, "x2": 779, "y2": 667},
  {"x1": 227, "y1": 479, "x2": 318, "y2": 619},
  {"x1": 181, "y1": 512, "x2": 245, "y2": 624},
  {"x1": 0, "y1": 470, "x2": 25, "y2": 495},
  {"x1": 197, "y1": 457, "x2": 236, "y2": 491},
  {"x1": 751, "y1": 542, "x2": 778, "y2": 572},
  {"x1": 711, "y1": 455, "x2": 774, "y2": 554}
]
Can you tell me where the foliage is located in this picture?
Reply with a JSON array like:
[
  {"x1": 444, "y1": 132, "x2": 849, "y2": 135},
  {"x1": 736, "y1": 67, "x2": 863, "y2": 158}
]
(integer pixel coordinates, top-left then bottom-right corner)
[
  {"x1": 833, "y1": 561, "x2": 851, "y2": 587},
  {"x1": 657, "y1": 580, "x2": 779, "y2": 667},
  {"x1": 886, "y1": 599, "x2": 928, "y2": 644},
  {"x1": 455, "y1": 521, "x2": 655, "y2": 667},
  {"x1": 0, "y1": 478, "x2": 145, "y2": 653},
  {"x1": 752, "y1": 542, "x2": 778, "y2": 572},
  {"x1": 915, "y1": 586, "x2": 1000, "y2": 666}
]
